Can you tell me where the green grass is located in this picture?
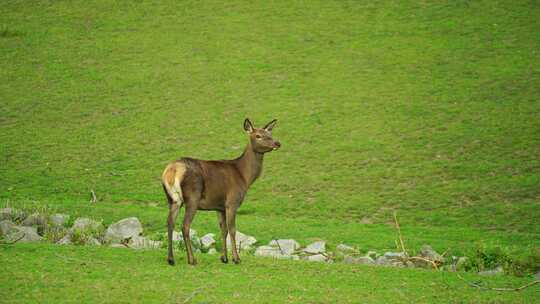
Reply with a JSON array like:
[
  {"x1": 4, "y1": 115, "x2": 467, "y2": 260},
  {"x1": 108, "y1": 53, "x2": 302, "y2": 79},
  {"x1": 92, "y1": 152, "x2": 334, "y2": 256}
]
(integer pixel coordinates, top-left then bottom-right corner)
[
  {"x1": 1, "y1": 243, "x2": 538, "y2": 304},
  {"x1": 1, "y1": 0, "x2": 539, "y2": 302}
]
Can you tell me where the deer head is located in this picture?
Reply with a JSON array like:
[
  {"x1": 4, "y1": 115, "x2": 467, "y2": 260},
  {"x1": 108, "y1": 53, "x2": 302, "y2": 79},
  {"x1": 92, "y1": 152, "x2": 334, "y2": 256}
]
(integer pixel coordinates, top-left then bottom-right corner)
[{"x1": 244, "y1": 118, "x2": 281, "y2": 153}]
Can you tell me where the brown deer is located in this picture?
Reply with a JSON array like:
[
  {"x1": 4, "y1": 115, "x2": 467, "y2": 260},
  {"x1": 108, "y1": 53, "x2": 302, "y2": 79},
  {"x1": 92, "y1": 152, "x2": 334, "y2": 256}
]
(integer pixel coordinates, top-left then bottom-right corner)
[{"x1": 161, "y1": 118, "x2": 280, "y2": 266}]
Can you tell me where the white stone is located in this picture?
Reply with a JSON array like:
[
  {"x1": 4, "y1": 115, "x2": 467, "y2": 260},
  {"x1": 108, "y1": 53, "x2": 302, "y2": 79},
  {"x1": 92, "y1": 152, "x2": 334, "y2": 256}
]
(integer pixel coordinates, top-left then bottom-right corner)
[
  {"x1": 50, "y1": 214, "x2": 70, "y2": 227},
  {"x1": 6, "y1": 226, "x2": 42, "y2": 243},
  {"x1": 343, "y1": 255, "x2": 375, "y2": 265},
  {"x1": 57, "y1": 234, "x2": 71, "y2": 245},
  {"x1": 254, "y1": 245, "x2": 292, "y2": 259},
  {"x1": 104, "y1": 217, "x2": 143, "y2": 243},
  {"x1": 207, "y1": 248, "x2": 217, "y2": 255},
  {"x1": 129, "y1": 235, "x2": 162, "y2": 249},
  {"x1": 384, "y1": 251, "x2": 407, "y2": 261},
  {"x1": 200, "y1": 233, "x2": 216, "y2": 249},
  {"x1": 336, "y1": 244, "x2": 358, "y2": 254},
  {"x1": 269, "y1": 239, "x2": 300, "y2": 255},
  {"x1": 306, "y1": 254, "x2": 327, "y2": 262},
  {"x1": 72, "y1": 217, "x2": 103, "y2": 232},
  {"x1": 303, "y1": 241, "x2": 326, "y2": 254},
  {"x1": 0, "y1": 220, "x2": 15, "y2": 236},
  {"x1": 420, "y1": 245, "x2": 445, "y2": 263},
  {"x1": 367, "y1": 251, "x2": 378, "y2": 259},
  {"x1": 172, "y1": 229, "x2": 197, "y2": 241},
  {"x1": 22, "y1": 213, "x2": 48, "y2": 228},
  {"x1": 227, "y1": 231, "x2": 257, "y2": 251}
]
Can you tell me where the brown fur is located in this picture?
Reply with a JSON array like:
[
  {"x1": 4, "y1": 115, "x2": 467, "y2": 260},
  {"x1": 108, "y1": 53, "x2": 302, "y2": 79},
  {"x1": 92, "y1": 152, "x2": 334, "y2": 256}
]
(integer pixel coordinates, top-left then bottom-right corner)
[{"x1": 162, "y1": 118, "x2": 280, "y2": 266}]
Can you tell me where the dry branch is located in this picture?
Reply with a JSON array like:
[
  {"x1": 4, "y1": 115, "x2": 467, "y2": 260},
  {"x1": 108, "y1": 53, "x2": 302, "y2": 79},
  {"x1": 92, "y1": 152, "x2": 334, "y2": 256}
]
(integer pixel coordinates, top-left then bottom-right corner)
[
  {"x1": 90, "y1": 190, "x2": 97, "y2": 203},
  {"x1": 393, "y1": 211, "x2": 408, "y2": 257},
  {"x1": 457, "y1": 273, "x2": 540, "y2": 292}
]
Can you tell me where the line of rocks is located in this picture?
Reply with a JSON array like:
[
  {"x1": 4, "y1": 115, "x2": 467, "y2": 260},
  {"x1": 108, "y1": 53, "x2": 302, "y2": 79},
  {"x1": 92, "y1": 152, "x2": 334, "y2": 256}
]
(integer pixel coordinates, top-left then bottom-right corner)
[{"x1": 0, "y1": 208, "x2": 507, "y2": 275}]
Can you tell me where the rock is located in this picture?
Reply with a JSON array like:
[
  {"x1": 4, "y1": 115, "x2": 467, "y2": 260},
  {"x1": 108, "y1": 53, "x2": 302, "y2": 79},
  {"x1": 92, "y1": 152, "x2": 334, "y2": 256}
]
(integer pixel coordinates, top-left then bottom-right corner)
[
  {"x1": 479, "y1": 266, "x2": 504, "y2": 276},
  {"x1": 172, "y1": 229, "x2": 201, "y2": 251},
  {"x1": 304, "y1": 241, "x2": 326, "y2": 254},
  {"x1": 227, "y1": 231, "x2": 257, "y2": 251},
  {"x1": 336, "y1": 244, "x2": 358, "y2": 254},
  {"x1": 0, "y1": 220, "x2": 15, "y2": 236},
  {"x1": 104, "y1": 217, "x2": 143, "y2": 243},
  {"x1": 343, "y1": 255, "x2": 375, "y2": 265},
  {"x1": 207, "y1": 248, "x2": 217, "y2": 255},
  {"x1": 129, "y1": 235, "x2": 162, "y2": 249},
  {"x1": 384, "y1": 252, "x2": 407, "y2": 261},
  {"x1": 5, "y1": 226, "x2": 43, "y2": 243},
  {"x1": 0, "y1": 208, "x2": 12, "y2": 220},
  {"x1": 405, "y1": 261, "x2": 416, "y2": 268},
  {"x1": 88, "y1": 237, "x2": 102, "y2": 246},
  {"x1": 376, "y1": 256, "x2": 390, "y2": 265},
  {"x1": 200, "y1": 233, "x2": 216, "y2": 249},
  {"x1": 255, "y1": 245, "x2": 283, "y2": 257},
  {"x1": 367, "y1": 251, "x2": 378, "y2": 260},
  {"x1": 110, "y1": 243, "x2": 127, "y2": 248},
  {"x1": 172, "y1": 229, "x2": 197, "y2": 241},
  {"x1": 455, "y1": 257, "x2": 469, "y2": 271},
  {"x1": 22, "y1": 213, "x2": 48, "y2": 228},
  {"x1": 50, "y1": 214, "x2": 70, "y2": 227},
  {"x1": 269, "y1": 239, "x2": 300, "y2": 255},
  {"x1": 0, "y1": 208, "x2": 25, "y2": 221},
  {"x1": 420, "y1": 245, "x2": 445, "y2": 263},
  {"x1": 72, "y1": 217, "x2": 103, "y2": 233},
  {"x1": 306, "y1": 254, "x2": 327, "y2": 262},
  {"x1": 57, "y1": 234, "x2": 72, "y2": 245},
  {"x1": 254, "y1": 245, "x2": 292, "y2": 259}
]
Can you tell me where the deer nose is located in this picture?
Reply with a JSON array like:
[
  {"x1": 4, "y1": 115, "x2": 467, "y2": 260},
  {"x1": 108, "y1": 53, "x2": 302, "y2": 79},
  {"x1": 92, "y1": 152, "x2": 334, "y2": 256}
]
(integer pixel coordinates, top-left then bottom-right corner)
[{"x1": 274, "y1": 141, "x2": 281, "y2": 150}]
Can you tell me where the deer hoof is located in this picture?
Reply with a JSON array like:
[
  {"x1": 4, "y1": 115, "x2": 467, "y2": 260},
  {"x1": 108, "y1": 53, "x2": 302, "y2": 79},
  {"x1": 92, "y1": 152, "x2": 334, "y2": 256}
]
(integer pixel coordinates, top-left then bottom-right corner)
[
  {"x1": 188, "y1": 258, "x2": 198, "y2": 266},
  {"x1": 167, "y1": 258, "x2": 175, "y2": 266},
  {"x1": 220, "y1": 256, "x2": 229, "y2": 264},
  {"x1": 233, "y1": 258, "x2": 241, "y2": 265}
]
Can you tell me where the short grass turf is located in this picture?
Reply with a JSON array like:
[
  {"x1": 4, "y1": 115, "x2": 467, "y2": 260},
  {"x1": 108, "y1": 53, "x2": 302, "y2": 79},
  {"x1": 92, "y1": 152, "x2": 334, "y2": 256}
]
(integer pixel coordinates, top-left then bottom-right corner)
[
  {"x1": 1, "y1": 0, "x2": 539, "y2": 302},
  {"x1": 1, "y1": 243, "x2": 538, "y2": 304}
]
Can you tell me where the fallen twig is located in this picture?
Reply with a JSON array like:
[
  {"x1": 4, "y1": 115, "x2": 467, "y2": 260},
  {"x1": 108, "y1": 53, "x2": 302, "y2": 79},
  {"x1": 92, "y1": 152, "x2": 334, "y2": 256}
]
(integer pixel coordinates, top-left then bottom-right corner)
[
  {"x1": 273, "y1": 239, "x2": 285, "y2": 255},
  {"x1": 409, "y1": 256, "x2": 439, "y2": 270},
  {"x1": 456, "y1": 273, "x2": 540, "y2": 292},
  {"x1": 1, "y1": 232, "x2": 26, "y2": 245}
]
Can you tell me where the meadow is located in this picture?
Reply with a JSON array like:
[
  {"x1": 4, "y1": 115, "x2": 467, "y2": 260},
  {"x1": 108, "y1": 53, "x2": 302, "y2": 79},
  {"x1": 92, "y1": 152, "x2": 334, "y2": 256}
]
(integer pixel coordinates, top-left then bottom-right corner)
[{"x1": 1, "y1": 0, "x2": 539, "y2": 302}]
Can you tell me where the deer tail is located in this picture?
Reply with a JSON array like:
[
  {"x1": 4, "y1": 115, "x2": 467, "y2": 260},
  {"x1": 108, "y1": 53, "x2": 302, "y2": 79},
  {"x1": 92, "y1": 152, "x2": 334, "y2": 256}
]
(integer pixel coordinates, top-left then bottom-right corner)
[{"x1": 162, "y1": 161, "x2": 187, "y2": 204}]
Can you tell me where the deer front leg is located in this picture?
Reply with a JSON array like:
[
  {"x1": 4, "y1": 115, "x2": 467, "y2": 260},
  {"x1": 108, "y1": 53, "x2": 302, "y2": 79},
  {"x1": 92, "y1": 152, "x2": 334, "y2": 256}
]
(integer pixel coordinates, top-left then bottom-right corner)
[
  {"x1": 167, "y1": 202, "x2": 180, "y2": 266},
  {"x1": 217, "y1": 211, "x2": 228, "y2": 264},
  {"x1": 182, "y1": 204, "x2": 198, "y2": 265},
  {"x1": 226, "y1": 207, "x2": 240, "y2": 264}
]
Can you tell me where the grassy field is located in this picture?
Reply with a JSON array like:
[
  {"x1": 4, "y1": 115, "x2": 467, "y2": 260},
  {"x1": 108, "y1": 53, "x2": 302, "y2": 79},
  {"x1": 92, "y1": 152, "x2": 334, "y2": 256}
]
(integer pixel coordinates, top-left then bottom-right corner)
[{"x1": 1, "y1": 0, "x2": 539, "y2": 302}]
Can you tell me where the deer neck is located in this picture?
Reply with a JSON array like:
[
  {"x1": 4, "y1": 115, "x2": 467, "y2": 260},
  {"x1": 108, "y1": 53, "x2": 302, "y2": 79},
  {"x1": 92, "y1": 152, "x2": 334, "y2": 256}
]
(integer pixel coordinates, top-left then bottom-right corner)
[{"x1": 236, "y1": 141, "x2": 264, "y2": 186}]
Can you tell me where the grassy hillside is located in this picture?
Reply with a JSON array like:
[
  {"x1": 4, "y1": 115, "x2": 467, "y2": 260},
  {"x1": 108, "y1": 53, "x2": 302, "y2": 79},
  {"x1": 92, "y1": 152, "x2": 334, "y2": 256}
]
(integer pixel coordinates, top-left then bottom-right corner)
[{"x1": 1, "y1": 0, "x2": 539, "y2": 302}]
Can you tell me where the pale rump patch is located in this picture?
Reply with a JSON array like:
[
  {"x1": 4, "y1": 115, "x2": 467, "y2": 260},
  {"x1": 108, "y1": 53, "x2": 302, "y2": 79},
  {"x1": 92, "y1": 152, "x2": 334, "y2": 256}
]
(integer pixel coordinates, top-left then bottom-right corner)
[{"x1": 162, "y1": 162, "x2": 186, "y2": 203}]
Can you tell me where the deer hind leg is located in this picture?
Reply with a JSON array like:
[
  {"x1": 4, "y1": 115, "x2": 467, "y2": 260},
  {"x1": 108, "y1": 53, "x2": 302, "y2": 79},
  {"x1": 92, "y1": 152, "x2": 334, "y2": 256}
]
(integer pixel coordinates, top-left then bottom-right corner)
[
  {"x1": 226, "y1": 207, "x2": 240, "y2": 264},
  {"x1": 162, "y1": 162, "x2": 186, "y2": 266},
  {"x1": 217, "y1": 210, "x2": 228, "y2": 264},
  {"x1": 182, "y1": 202, "x2": 198, "y2": 265},
  {"x1": 166, "y1": 199, "x2": 181, "y2": 266}
]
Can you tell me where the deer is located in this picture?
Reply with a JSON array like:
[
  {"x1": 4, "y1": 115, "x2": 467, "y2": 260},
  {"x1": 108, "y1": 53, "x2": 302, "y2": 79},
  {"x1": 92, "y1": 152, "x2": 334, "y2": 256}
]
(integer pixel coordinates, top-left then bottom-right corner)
[{"x1": 161, "y1": 118, "x2": 281, "y2": 266}]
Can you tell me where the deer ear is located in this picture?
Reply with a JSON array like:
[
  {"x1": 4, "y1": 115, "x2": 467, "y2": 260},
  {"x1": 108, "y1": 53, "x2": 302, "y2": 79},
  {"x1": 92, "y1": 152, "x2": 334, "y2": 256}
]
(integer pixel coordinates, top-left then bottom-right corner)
[
  {"x1": 263, "y1": 119, "x2": 277, "y2": 131},
  {"x1": 244, "y1": 118, "x2": 254, "y2": 133}
]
